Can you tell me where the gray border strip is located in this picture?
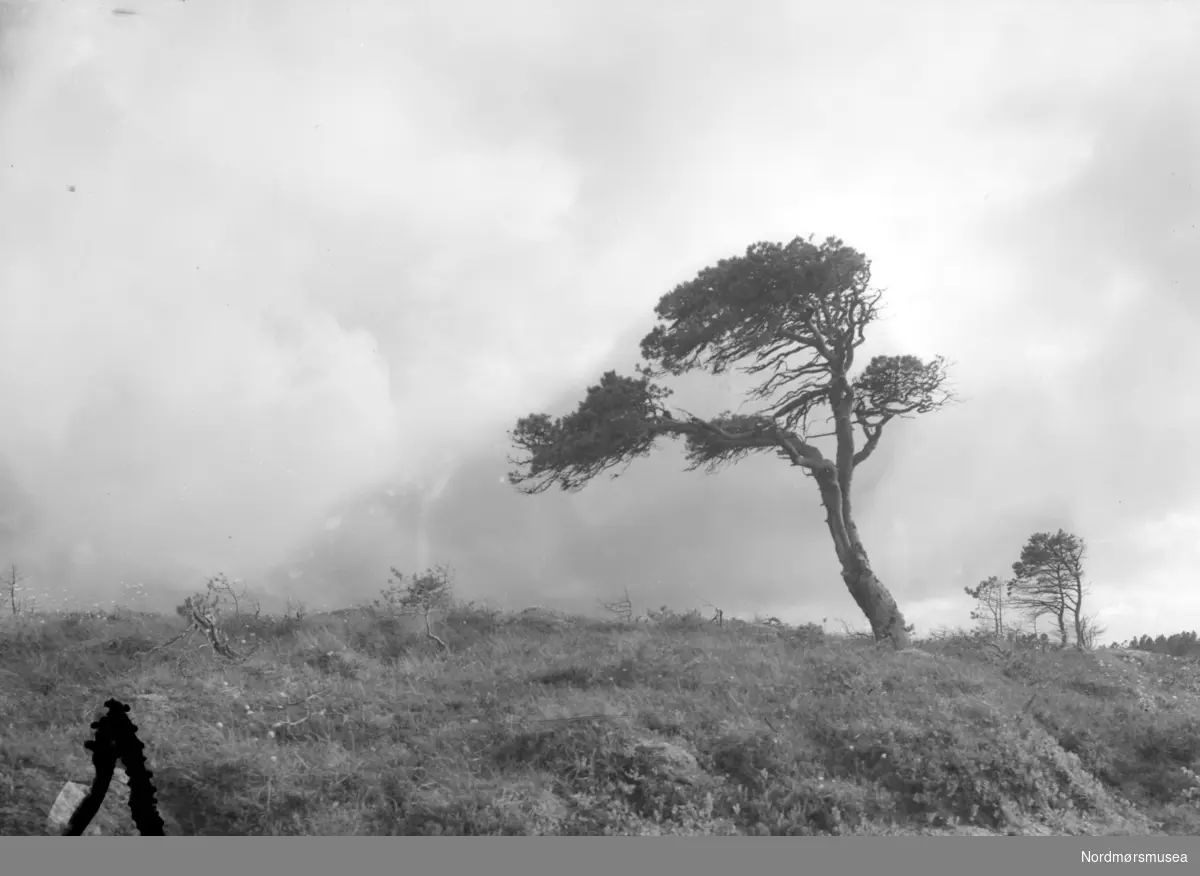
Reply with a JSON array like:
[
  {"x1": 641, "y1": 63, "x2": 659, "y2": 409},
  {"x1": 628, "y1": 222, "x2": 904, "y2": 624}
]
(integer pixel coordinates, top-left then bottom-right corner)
[{"x1": 2, "y1": 837, "x2": 1196, "y2": 875}]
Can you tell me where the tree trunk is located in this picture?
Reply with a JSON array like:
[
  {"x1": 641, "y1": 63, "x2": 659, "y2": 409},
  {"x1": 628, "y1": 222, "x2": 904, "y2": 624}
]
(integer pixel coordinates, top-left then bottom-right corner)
[
  {"x1": 840, "y1": 543, "x2": 911, "y2": 648},
  {"x1": 812, "y1": 464, "x2": 911, "y2": 649}
]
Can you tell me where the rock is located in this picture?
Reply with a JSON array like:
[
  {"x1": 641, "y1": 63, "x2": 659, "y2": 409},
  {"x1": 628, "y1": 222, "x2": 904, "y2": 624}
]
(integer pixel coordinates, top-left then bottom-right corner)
[
  {"x1": 47, "y1": 767, "x2": 132, "y2": 835},
  {"x1": 48, "y1": 782, "x2": 88, "y2": 833}
]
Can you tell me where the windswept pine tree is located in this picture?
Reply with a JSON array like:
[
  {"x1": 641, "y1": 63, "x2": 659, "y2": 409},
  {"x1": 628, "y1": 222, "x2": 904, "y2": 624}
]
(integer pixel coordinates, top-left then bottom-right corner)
[
  {"x1": 1007, "y1": 529, "x2": 1102, "y2": 649},
  {"x1": 508, "y1": 236, "x2": 956, "y2": 649}
]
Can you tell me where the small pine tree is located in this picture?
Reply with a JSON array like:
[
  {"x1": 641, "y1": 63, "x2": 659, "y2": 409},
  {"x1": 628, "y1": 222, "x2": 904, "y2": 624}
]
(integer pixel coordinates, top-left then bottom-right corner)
[
  {"x1": 964, "y1": 575, "x2": 1009, "y2": 637},
  {"x1": 375, "y1": 565, "x2": 454, "y2": 653}
]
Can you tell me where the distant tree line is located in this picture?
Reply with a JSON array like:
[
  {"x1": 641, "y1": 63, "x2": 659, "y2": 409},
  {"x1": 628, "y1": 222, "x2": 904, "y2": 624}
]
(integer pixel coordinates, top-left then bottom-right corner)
[{"x1": 1119, "y1": 630, "x2": 1200, "y2": 658}]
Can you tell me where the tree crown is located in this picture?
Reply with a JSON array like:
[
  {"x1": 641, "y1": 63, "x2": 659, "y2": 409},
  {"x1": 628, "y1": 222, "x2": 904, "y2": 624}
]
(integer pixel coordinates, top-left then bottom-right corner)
[{"x1": 509, "y1": 235, "x2": 953, "y2": 493}]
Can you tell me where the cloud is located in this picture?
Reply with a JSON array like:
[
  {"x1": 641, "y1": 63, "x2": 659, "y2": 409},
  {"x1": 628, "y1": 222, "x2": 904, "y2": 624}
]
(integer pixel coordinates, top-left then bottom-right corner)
[
  {"x1": 0, "y1": 0, "x2": 604, "y2": 588},
  {"x1": 0, "y1": 0, "x2": 1197, "y2": 643}
]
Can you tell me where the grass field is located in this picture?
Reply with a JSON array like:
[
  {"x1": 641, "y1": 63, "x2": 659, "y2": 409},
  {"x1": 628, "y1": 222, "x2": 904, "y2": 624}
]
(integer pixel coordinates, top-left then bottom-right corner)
[{"x1": 2, "y1": 601, "x2": 1199, "y2": 835}]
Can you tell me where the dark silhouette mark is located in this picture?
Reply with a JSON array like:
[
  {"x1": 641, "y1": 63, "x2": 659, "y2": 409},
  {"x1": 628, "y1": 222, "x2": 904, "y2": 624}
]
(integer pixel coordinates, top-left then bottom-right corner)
[{"x1": 65, "y1": 699, "x2": 166, "y2": 836}]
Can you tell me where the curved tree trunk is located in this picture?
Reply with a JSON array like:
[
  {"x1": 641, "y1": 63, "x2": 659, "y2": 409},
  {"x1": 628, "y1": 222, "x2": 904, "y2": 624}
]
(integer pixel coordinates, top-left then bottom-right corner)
[
  {"x1": 837, "y1": 540, "x2": 910, "y2": 648},
  {"x1": 812, "y1": 463, "x2": 911, "y2": 649}
]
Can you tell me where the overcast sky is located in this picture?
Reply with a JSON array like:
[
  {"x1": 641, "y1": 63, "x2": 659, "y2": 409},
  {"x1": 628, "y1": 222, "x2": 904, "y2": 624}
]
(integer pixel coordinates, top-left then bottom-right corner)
[{"x1": 0, "y1": 0, "x2": 1197, "y2": 642}]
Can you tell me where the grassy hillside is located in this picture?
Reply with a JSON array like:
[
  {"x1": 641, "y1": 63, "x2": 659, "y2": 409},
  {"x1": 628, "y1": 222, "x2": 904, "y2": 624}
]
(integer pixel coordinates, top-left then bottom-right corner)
[{"x1": 2, "y1": 601, "x2": 1199, "y2": 836}]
